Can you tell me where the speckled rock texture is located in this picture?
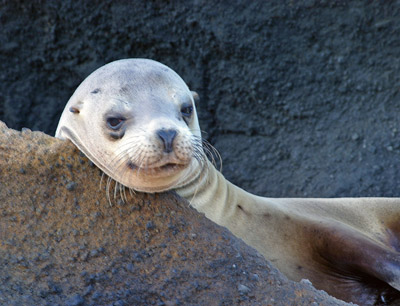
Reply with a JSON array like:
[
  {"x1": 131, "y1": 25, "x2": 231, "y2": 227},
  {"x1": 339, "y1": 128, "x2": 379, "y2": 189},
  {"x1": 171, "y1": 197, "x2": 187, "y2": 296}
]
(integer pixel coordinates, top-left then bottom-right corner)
[{"x1": 0, "y1": 122, "x2": 350, "y2": 305}]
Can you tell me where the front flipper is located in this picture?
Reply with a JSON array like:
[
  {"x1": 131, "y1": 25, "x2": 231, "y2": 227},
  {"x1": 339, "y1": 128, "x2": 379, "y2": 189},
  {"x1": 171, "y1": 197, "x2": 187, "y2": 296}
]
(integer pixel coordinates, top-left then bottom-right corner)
[{"x1": 309, "y1": 220, "x2": 400, "y2": 305}]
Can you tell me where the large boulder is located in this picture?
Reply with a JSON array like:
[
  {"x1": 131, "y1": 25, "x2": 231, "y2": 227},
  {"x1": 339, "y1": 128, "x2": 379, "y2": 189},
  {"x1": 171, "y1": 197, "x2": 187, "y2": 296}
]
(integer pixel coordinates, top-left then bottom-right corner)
[{"x1": 0, "y1": 121, "x2": 350, "y2": 305}]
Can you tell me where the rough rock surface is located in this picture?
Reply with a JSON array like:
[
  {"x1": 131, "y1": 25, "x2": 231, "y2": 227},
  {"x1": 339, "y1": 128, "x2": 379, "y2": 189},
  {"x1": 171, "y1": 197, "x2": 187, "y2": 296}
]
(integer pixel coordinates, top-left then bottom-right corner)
[
  {"x1": 1, "y1": 1, "x2": 400, "y2": 199},
  {"x1": 0, "y1": 122, "x2": 350, "y2": 305}
]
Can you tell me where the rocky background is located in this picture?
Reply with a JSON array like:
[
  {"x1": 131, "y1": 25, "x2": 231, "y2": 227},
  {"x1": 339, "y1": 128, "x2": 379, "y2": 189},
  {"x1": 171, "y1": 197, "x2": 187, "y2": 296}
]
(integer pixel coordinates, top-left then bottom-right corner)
[{"x1": 1, "y1": 0, "x2": 400, "y2": 198}]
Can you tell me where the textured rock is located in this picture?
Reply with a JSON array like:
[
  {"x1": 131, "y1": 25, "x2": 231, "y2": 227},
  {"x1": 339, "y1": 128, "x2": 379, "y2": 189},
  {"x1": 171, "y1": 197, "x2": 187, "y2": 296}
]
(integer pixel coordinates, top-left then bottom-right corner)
[{"x1": 0, "y1": 121, "x2": 350, "y2": 305}]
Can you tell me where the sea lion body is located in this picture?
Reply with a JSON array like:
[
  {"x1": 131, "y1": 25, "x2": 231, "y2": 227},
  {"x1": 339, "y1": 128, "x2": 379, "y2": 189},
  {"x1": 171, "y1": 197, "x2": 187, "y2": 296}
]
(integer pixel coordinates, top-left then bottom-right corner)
[
  {"x1": 178, "y1": 164, "x2": 400, "y2": 304},
  {"x1": 56, "y1": 59, "x2": 400, "y2": 305}
]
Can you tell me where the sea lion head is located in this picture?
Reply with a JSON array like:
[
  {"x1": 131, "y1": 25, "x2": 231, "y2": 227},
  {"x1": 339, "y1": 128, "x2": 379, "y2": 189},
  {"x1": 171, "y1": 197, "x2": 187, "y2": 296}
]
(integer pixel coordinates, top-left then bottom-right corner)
[{"x1": 56, "y1": 59, "x2": 204, "y2": 192}]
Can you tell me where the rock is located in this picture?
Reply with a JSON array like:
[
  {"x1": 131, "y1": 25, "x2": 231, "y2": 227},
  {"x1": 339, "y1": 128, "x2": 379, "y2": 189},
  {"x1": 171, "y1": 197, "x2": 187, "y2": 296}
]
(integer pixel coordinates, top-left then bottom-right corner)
[
  {"x1": 237, "y1": 284, "x2": 251, "y2": 295},
  {"x1": 66, "y1": 294, "x2": 85, "y2": 306},
  {"x1": 0, "y1": 122, "x2": 350, "y2": 305}
]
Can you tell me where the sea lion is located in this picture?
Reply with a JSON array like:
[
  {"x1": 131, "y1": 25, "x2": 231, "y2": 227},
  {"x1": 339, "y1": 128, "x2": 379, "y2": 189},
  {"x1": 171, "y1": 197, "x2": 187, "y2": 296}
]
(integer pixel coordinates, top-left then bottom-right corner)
[{"x1": 56, "y1": 58, "x2": 400, "y2": 305}]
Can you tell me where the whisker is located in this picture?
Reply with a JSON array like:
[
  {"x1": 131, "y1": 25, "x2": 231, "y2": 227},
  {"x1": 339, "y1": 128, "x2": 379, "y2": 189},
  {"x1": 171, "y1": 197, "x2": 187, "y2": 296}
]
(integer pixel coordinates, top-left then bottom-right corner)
[
  {"x1": 108, "y1": 147, "x2": 149, "y2": 204},
  {"x1": 122, "y1": 183, "x2": 128, "y2": 203},
  {"x1": 201, "y1": 138, "x2": 222, "y2": 172},
  {"x1": 100, "y1": 172, "x2": 106, "y2": 190},
  {"x1": 117, "y1": 182, "x2": 123, "y2": 203},
  {"x1": 113, "y1": 179, "x2": 118, "y2": 200},
  {"x1": 106, "y1": 176, "x2": 113, "y2": 206}
]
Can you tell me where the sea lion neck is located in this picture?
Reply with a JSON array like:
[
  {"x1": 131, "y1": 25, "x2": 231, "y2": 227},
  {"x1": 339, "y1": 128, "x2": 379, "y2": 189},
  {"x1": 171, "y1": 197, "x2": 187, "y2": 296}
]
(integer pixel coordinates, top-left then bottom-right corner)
[{"x1": 175, "y1": 159, "x2": 253, "y2": 225}]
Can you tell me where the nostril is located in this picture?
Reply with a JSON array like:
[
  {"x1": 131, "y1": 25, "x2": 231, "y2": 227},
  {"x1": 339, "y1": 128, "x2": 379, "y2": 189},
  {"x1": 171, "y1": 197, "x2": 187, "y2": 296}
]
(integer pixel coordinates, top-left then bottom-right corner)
[{"x1": 157, "y1": 129, "x2": 177, "y2": 153}]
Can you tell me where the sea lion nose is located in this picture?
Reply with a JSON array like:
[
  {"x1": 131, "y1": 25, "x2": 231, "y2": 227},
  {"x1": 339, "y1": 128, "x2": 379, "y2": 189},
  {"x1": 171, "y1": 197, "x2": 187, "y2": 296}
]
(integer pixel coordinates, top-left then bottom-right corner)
[{"x1": 157, "y1": 129, "x2": 177, "y2": 153}]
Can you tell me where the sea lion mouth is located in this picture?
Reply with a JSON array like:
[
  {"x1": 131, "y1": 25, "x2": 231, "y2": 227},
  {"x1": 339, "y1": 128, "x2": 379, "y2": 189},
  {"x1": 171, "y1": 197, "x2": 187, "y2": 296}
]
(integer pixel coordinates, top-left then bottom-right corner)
[
  {"x1": 160, "y1": 163, "x2": 180, "y2": 170},
  {"x1": 127, "y1": 161, "x2": 187, "y2": 175}
]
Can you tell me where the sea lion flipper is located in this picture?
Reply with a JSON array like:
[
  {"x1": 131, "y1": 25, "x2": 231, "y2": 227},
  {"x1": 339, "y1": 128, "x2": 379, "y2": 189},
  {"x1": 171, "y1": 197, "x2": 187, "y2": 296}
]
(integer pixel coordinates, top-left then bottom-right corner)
[
  {"x1": 191, "y1": 91, "x2": 200, "y2": 103},
  {"x1": 312, "y1": 220, "x2": 400, "y2": 301}
]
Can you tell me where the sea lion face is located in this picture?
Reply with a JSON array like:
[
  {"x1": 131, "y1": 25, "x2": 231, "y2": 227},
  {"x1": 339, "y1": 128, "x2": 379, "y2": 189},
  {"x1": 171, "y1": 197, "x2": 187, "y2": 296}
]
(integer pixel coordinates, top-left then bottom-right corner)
[{"x1": 56, "y1": 59, "x2": 203, "y2": 192}]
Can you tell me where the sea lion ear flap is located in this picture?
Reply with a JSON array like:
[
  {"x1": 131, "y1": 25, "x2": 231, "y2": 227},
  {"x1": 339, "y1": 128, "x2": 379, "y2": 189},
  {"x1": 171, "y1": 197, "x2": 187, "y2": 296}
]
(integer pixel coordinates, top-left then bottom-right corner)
[
  {"x1": 191, "y1": 91, "x2": 200, "y2": 104},
  {"x1": 68, "y1": 100, "x2": 85, "y2": 115},
  {"x1": 69, "y1": 106, "x2": 80, "y2": 114}
]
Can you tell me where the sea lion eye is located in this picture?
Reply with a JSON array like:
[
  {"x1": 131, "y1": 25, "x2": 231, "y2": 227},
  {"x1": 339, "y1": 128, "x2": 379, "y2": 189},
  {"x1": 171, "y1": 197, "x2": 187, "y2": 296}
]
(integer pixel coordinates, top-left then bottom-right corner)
[
  {"x1": 181, "y1": 104, "x2": 193, "y2": 117},
  {"x1": 107, "y1": 117, "x2": 125, "y2": 130}
]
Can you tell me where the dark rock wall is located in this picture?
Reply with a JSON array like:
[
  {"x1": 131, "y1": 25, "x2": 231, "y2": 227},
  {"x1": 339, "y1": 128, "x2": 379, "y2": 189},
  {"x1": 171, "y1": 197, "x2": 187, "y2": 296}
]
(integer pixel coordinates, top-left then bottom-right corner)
[{"x1": 1, "y1": 0, "x2": 400, "y2": 197}]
